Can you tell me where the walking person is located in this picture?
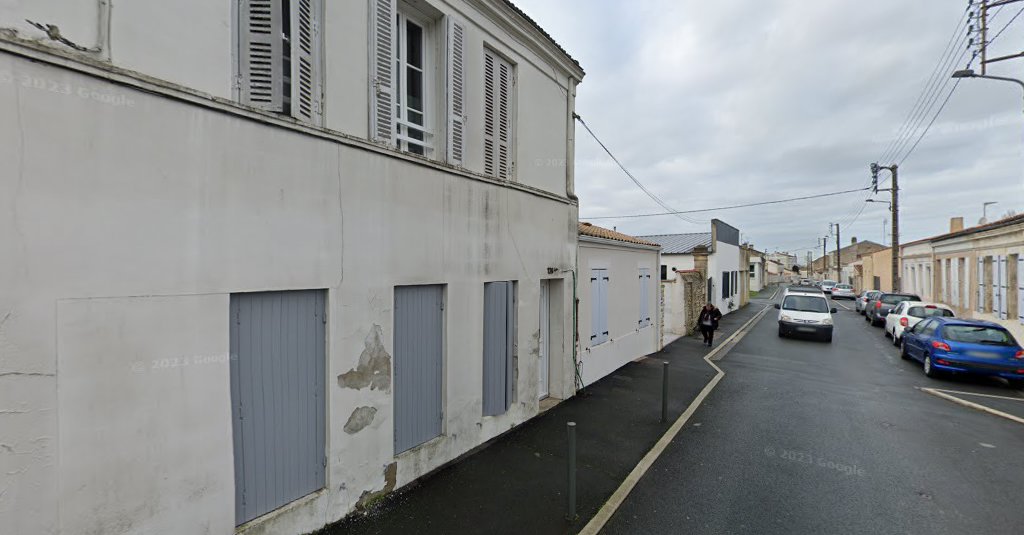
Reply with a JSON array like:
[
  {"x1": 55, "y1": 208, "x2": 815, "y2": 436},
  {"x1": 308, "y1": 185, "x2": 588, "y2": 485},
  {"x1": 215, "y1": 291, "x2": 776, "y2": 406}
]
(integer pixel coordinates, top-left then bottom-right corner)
[{"x1": 697, "y1": 303, "x2": 723, "y2": 347}]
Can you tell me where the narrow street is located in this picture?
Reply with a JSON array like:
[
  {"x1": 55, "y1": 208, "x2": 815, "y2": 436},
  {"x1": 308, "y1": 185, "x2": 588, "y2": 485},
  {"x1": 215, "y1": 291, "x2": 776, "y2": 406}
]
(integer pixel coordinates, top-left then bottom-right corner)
[{"x1": 604, "y1": 293, "x2": 1024, "y2": 535}]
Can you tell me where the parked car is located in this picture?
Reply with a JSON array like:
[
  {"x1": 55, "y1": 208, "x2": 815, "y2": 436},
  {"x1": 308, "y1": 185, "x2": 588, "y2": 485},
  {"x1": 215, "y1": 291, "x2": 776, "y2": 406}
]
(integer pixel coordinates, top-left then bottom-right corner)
[
  {"x1": 831, "y1": 283, "x2": 855, "y2": 299},
  {"x1": 799, "y1": 278, "x2": 812, "y2": 286},
  {"x1": 883, "y1": 301, "x2": 955, "y2": 345},
  {"x1": 775, "y1": 291, "x2": 836, "y2": 342},
  {"x1": 901, "y1": 317, "x2": 1024, "y2": 388},
  {"x1": 866, "y1": 292, "x2": 920, "y2": 326},
  {"x1": 855, "y1": 290, "x2": 881, "y2": 314},
  {"x1": 820, "y1": 280, "x2": 838, "y2": 294}
]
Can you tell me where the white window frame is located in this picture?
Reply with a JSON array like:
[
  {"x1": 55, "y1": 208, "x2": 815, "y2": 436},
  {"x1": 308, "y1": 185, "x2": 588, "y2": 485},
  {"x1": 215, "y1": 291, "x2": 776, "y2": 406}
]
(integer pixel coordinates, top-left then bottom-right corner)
[{"x1": 394, "y1": 6, "x2": 436, "y2": 157}]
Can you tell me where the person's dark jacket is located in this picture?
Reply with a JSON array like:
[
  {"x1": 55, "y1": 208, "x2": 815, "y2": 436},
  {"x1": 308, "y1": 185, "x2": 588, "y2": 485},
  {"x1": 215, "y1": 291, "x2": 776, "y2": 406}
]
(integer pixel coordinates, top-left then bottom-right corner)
[{"x1": 696, "y1": 307, "x2": 723, "y2": 330}]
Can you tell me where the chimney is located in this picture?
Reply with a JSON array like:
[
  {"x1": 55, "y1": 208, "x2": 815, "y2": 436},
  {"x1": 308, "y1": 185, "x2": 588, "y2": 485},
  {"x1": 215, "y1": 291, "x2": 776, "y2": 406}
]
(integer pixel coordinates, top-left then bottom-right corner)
[
  {"x1": 950, "y1": 217, "x2": 964, "y2": 233},
  {"x1": 850, "y1": 237, "x2": 857, "y2": 245}
]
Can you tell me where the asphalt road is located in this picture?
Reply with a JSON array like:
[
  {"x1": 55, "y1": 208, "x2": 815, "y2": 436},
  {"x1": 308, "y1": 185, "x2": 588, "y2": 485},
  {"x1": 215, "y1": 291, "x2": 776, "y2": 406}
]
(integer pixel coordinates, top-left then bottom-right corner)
[{"x1": 603, "y1": 292, "x2": 1024, "y2": 535}]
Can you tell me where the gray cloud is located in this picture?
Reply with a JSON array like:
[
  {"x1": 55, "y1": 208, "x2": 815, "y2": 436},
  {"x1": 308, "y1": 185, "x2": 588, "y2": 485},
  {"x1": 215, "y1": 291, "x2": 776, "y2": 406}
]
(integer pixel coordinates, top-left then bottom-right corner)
[{"x1": 515, "y1": 0, "x2": 1024, "y2": 257}]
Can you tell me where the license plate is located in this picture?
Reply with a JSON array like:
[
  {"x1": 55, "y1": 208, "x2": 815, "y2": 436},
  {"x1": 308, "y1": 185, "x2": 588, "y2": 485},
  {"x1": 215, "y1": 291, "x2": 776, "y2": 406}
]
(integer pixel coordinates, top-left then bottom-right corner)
[
  {"x1": 797, "y1": 327, "x2": 816, "y2": 333},
  {"x1": 966, "y1": 350, "x2": 999, "y2": 359}
]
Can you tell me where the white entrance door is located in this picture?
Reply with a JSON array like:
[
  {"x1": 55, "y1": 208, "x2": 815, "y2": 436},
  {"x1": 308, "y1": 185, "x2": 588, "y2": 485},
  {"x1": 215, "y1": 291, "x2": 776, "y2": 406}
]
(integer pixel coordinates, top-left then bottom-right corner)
[{"x1": 539, "y1": 281, "x2": 550, "y2": 399}]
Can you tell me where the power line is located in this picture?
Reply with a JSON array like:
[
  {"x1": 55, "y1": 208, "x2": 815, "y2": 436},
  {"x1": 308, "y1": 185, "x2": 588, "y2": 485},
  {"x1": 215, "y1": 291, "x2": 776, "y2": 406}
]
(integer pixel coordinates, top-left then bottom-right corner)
[
  {"x1": 574, "y1": 114, "x2": 706, "y2": 225},
  {"x1": 580, "y1": 187, "x2": 870, "y2": 220},
  {"x1": 989, "y1": 5, "x2": 1024, "y2": 43},
  {"x1": 877, "y1": 8, "x2": 971, "y2": 164},
  {"x1": 898, "y1": 80, "x2": 962, "y2": 165}
]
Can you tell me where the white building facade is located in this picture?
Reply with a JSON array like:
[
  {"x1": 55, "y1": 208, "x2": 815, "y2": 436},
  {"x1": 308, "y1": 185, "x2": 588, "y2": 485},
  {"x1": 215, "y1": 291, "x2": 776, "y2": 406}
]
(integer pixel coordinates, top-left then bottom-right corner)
[
  {"x1": 0, "y1": 1, "x2": 584, "y2": 534},
  {"x1": 577, "y1": 224, "x2": 661, "y2": 385}
]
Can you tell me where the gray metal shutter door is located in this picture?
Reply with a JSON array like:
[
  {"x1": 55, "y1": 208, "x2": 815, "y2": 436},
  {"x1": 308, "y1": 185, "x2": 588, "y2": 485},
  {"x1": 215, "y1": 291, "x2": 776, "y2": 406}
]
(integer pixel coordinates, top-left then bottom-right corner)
[
  {"x1": 394, "y1": 285, "x2": 444, "y2": 453},
  {"x1": 483, "y1": 282, "x2": 511, "y2": 416},
  {"x1": 230, "y1": 290, "x2": 326, "y2": 525}
]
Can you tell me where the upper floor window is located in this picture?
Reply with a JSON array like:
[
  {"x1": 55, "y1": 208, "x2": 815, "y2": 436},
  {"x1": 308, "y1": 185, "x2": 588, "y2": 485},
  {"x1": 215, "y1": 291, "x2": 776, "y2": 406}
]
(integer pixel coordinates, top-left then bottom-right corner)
[
  {"x1": 394, "y1": 9, "x2": 435, "y2": 156},
  {"x1": 236, "y1": 0, "x2": 323, "y2": 124}
]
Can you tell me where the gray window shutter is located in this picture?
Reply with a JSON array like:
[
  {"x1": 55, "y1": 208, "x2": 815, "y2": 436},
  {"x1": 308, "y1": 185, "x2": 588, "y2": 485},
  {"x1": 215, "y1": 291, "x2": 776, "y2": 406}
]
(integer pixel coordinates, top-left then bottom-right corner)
[
  {"x1": 483, "y1": 50, "x2": 514, "y2": 179},
  {"x1": 446, "y1": 17, "x2": 466, "y2": 166},
  {"x1": 370, "y1": 0, "x2": 396, "y2": 145},
  {"x1": 977, "y1": 257, "x2": 984, "y2": 312},
  {"x1": 1018, "y1": 256, "x2": 1024, "y2": 323},
  {"x1": 239, "y1": 0, "x2": 284, "y2": 112},
  {"x1": 290, "y1": 0, "x2": 322, "y2": 124},
  {"x1": 998, "y1": 255, "x2": 1008, "y2": 320},
  {"x1": 496, "y1": 57, "x2": 513, "y2": 178},
  {"x1": 483, "y1": 50, "x2": 497, "y2": 177}
]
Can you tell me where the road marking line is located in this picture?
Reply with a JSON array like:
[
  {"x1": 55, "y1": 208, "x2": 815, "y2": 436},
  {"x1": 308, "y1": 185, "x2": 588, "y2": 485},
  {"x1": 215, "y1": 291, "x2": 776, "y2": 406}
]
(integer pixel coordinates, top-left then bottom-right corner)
[
  {"x1": 579, "y1": 305, "x2": 771, "y2": 535},
  {"x1": 929, "y1": 388, "x2": 1024, "y2": 402},
  {"x1": 834, "y1": 301, "x2": 851, "y2": 311},
  {"x1": 921, "y1": 388, "x2": 1024, "y2": 426},
  {"x1": 769, "y1": 285, "x2": 781, "y2": 300}
]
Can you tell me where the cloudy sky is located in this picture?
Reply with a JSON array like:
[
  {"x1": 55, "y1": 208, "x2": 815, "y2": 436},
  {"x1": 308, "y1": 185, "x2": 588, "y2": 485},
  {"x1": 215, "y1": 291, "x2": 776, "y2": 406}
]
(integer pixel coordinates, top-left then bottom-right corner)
[{"x1": 514, "y1": 0, "x2": 1024, "y2": 261}]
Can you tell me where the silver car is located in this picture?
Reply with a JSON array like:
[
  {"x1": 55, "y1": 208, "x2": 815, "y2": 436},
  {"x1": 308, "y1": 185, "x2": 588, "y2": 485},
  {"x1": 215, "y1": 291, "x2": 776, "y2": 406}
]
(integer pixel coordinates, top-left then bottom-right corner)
[
  {"x1": 831, "y1": 283, "x2": 855, "y2": 299},
  {"x1": 855, "y1": 291, "x2": 880, "y2": 314}
]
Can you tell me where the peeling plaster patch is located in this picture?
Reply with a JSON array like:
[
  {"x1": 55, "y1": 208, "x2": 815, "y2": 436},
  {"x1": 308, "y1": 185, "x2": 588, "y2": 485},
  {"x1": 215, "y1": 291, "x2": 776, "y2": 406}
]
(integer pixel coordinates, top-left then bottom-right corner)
[
  {"x1": 530, "y1": 329, "x2": 541, "y2": 357},
  {"x1": 338, "y1": 325, "x2": 391, "y2": 392},
  {"x1": 343, "y1": 406, "x2": 377, "y2": 434},
  {"x1": 356, "y1": 462, "x2": 397, "y2": 510}
]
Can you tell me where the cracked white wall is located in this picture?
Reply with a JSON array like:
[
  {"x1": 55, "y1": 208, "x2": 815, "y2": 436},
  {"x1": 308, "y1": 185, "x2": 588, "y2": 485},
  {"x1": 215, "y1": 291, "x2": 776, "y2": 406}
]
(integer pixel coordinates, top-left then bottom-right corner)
[{"x1": 0, "y1": 46, "x2": 578, "y2": 535}]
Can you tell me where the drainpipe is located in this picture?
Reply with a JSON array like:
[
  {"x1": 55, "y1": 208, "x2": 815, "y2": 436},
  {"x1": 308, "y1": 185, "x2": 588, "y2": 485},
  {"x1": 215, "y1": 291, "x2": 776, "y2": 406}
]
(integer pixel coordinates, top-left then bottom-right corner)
[{"x1": 96, "y1": 0, "x2": 111, "y2": 60}]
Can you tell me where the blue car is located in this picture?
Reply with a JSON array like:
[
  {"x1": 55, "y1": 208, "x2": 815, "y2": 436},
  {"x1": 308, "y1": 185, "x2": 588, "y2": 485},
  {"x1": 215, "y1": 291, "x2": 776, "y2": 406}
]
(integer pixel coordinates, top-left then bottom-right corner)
[{"x1": 900, "y1": 317, "x2": 1024, "y2": 388}]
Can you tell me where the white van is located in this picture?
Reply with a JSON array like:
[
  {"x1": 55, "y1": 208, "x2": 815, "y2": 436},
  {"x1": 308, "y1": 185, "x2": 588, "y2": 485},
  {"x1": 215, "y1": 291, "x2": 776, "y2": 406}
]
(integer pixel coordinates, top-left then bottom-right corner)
[{"x1": 775, "y1": 291, "x2": 836, "y2": 343}]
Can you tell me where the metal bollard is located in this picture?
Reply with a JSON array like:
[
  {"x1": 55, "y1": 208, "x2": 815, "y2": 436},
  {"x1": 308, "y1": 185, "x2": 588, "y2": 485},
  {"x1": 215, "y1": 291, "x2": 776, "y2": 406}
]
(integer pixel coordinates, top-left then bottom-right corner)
[
  {"x1": 661, "y1": 361, "x2": 669, "y2": 423},
  {"x1": 567, "y1": 421, "x2": 577, "y2": 520}
]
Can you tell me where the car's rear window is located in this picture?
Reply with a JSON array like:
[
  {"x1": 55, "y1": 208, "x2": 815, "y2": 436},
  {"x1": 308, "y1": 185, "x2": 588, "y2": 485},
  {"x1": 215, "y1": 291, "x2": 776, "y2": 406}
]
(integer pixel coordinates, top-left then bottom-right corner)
[
  {"x1": 943, "y1": 325, "x2": 1016, "y2": 346},
  {"x1": 881, "y1": 294, "x2": 919, "y2": 304},
  {"x1": 908, "y1": 306, "x2": 954, "y2": 318},
  {"x1": 836, "y1": 284, "x2": 852, "y2": 289}
]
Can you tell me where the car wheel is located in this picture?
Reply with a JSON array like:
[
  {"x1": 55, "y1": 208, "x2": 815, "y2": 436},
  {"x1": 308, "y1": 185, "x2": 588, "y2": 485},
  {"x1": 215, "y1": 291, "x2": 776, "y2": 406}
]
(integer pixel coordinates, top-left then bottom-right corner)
[
  {"x1": 864, "y1": 313, "x2": 871, "y2": 322},
  {"x1": 824, "y1": 334, "x2": 833, "y2": 343},
  {"x1": 1008, "y1": 379, "x2": 1024, "y2": 390},
  {"x1": 778, "y1": 327, "x2": 785, "y2": 338},
  {"x1": 924, "y1": 355, "x2": 941, "y2": 378},
  {"x1": 892, "y1": 331, "x2": 900, "y2": 347},
  {"x1": 884, "y1": 328, "x2": 891, "y2": 338},
  {"x1": 900, "y1": 340, "x2": 910, "y2": 360}
]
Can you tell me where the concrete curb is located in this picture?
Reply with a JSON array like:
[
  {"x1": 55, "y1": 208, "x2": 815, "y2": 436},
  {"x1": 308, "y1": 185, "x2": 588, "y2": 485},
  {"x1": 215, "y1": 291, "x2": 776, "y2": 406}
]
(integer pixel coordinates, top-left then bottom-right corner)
[
  {"x1": 921, "y1": 387, "x2": 1024, "y2": 426},
  {"x1": 578, "y1": 304, "x2": 771, "y2": 535}
]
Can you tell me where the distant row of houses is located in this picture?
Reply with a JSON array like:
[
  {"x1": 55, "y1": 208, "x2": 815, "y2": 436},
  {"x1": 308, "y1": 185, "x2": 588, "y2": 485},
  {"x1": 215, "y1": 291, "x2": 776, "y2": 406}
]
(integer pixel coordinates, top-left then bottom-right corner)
[
  {"x1": 857, "y1": 215, "x2": 1024, "y2": 341},
  {"x1": 0, "y1": 3, "x2": 764, "y2": 534}
]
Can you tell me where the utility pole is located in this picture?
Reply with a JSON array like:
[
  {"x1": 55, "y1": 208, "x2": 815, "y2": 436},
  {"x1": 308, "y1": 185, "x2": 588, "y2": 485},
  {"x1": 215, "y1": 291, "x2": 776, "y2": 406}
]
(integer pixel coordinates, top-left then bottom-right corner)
[
  {"x1": 821, "y1": 237, "x2": 828, "y2": 280},
  {"x1": 890, "y1": 166, "x2": 899, "y2": 292},
  {"x1": 870, "y1": 162, "x2": 900, "y2": 292},
  {"x1": 834, "y1": 223, "x2": 842, "y2": 283}
]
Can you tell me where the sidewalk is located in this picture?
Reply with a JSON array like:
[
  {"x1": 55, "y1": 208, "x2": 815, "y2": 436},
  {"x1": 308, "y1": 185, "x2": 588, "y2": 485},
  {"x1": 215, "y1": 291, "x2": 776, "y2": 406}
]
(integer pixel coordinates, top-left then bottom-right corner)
[{"x1": 320, "y1": 302, "x2": 767, "y2": 535}]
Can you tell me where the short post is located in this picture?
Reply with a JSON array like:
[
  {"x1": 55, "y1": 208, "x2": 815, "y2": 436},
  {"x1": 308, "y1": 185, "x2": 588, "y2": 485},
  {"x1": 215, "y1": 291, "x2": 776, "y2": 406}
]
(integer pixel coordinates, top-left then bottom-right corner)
[
  {"x1": 661, "y1": 361, "x2": 669, "y2": 423},
  {"x1": 566, "y1": 422, "x2": 577, "y2": 520}
]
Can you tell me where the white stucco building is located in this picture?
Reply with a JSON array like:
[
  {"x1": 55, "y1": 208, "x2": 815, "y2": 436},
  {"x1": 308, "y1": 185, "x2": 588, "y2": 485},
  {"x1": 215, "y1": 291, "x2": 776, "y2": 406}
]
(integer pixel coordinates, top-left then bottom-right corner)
[
  {"x1": 642, "y1": 219, "x2": 744, "y2": 316},
  {"x1": 0, "y1": 1, "x2": 584, "y2": 534},
  {"x1": 576, "y1": 223, "x2": 661, "y2": 386}
]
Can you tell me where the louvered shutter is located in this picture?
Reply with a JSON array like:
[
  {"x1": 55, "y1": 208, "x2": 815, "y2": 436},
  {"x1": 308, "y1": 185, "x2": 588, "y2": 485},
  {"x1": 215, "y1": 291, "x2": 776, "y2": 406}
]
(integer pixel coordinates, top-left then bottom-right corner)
[
  {"x1": 998, "y1": 256, "x2": 1008, "y2": 320},
  {"x1": 590, "y1": 269, "x2": 602, "y2": 345},
  {"x1": 446, "y1": 17, "x2": 466, "y2": 166},
  {"x1": 239, "y1": 0, "x2": 284, "y2": 112},
  {"x1": 483, "y1": 50, "x2": 497, "y2": 176},
  {"x1": 946, "y1": 259, "x2": 954, "y2": 305},
  {"x1": 369, "y1": 0, "x2": 396, "y2": 144},
  {"x1": 977, "y1": 257, "x2": 984, "y2": 312},
  {"x1": 483, "y1": 49, "x2": 514, "y2": 179},
  {"x1": 290, "y1": 0, "x2": 322, "y2": 124},
  {"x1": 992, "y1": 258, "x2": 1000, "y2": 315},
  {"x1": 1018, "y1": 256, "x2": 1024, "y2": 324}
]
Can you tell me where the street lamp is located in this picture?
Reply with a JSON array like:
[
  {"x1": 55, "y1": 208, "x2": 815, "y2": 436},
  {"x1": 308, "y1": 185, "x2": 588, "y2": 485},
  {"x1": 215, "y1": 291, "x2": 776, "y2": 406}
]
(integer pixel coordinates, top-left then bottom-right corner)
[
  {"x1": 951, "y1": 69, "x2": 1024, "y2": 112},
  {"x1": 866, "y1": 199, "x2": 892, "y2": 210}
]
